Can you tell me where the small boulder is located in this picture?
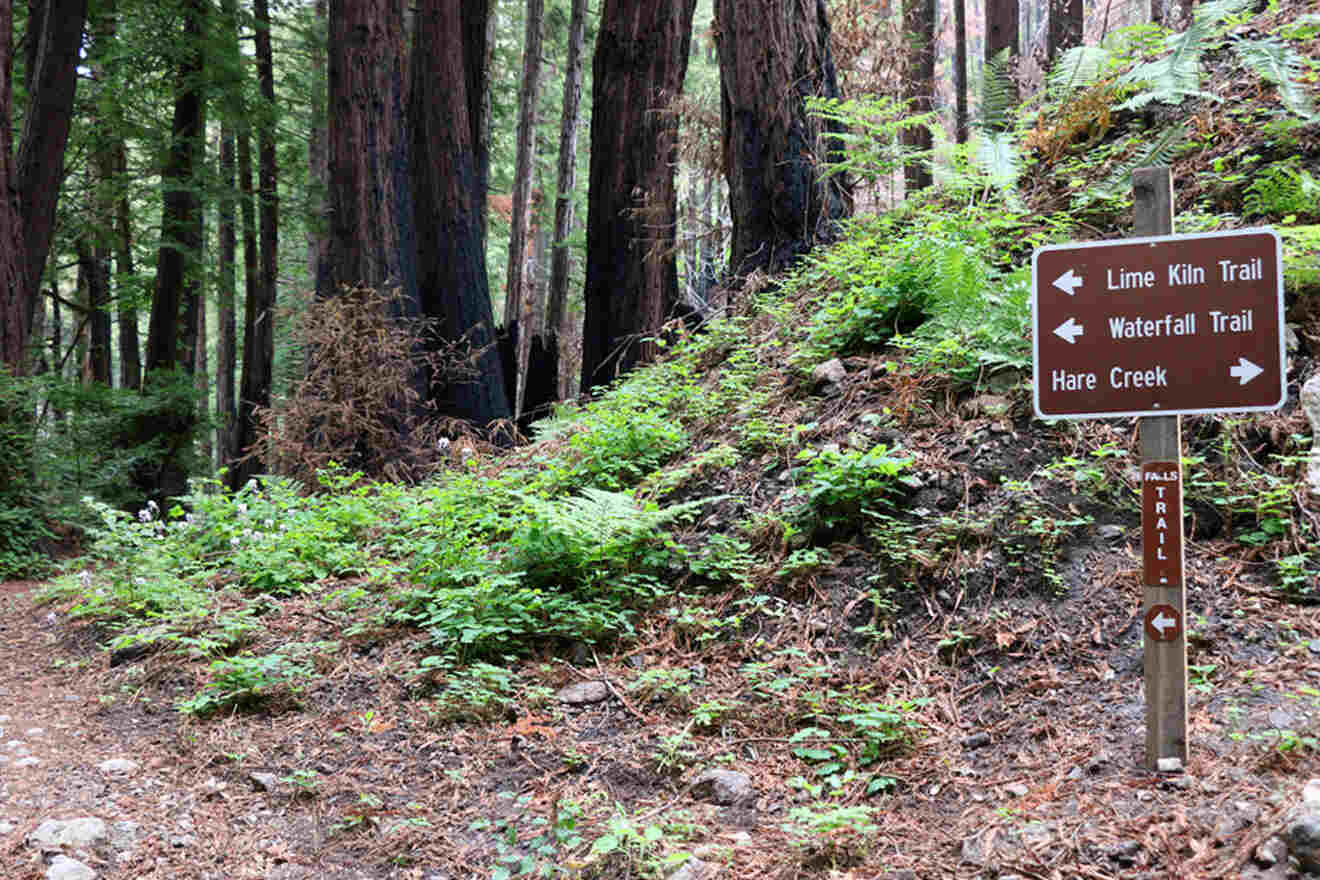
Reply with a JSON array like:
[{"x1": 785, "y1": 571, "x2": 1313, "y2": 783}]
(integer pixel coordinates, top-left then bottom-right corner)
[
  {"x1": 1302, "y1": 373, "x2": 1320, "y2": 495},
  {"x1": 96, "y1": 758, "x2": 139, "y2": 776},
  {"x1": 1283, "y1": 805, "x2": 1320, "y2": 872},
  {"x1": 46, "y1": 855, "x2": 96, "y2": 880},
  {"x1": 690, "y1": 769, "x2": 754, "y2": 805},
  {"x1": 28, "y1": 817, "x2": 108, "y2": 851},
  {"x1": 556, "y1": 681, "x2": 611, "y2": 705},
  {"x1": 248, "y1": 772, "x2": 281, "y2": 792},
  {"x1": 810, "y1": 359, "x2": 847, "y2": 390}
]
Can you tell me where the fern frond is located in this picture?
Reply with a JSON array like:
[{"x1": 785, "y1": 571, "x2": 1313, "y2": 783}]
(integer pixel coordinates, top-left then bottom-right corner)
[
  {"x1": 1047, "y1": 46, "x2": 1114, "y2": 99},
  {"x1": 1085, "y1": 124, "x2": 1189, "y2": 203},
  {"x1": 976, "y1": 130, "x2": 1021, "y2": 191},
  {"x1": 978, "y1": 48, "x2": 1018, "y2": 132},
  {"x1": 1117, "y1": 0, "x2": 1252, "y2": 109},
  {"x1": 1234, "y1": 38, "x2": 1318, "y2": 120}
]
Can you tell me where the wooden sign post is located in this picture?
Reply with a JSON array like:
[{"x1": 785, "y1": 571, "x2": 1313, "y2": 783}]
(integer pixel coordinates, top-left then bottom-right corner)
[{"x1": 1133, "y1": 167, "x2": 1187, "y2": 769}]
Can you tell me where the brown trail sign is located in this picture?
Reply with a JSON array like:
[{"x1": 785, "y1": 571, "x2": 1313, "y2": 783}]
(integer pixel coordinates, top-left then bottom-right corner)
[
  {"x1": 1032, "y1": 170, "x2": 1287, "y2": 770},
  {"x1": 1033, "y1": 228, "x2": 1284, "y2": 420}
]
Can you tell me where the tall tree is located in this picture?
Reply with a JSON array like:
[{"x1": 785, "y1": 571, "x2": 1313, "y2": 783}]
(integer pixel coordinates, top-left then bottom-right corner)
[
  {"x1": 715, "y1": 0, "x2": 849, "y2": 280},
  {"x1": 231, "y1": 0, "x2": 283, "y2": 489},
  {"x1": 985, "y1": 0, "x2": 1019, "y2": 117},
  {"x1": 505, "y1": 0, "x2": 546, "y2": 419},
  {"x1": 409, "y1": 0, "x2": 511, "y2": 425},
  {"x1": 546, "y1": 0, "x2": 587, "y2": 346},
  {"x1": 504, "y1": 0, "x2": 544, "y2": 328},
  {"x1": 954, "y1": 0, "x2": 968, "y2": 144},
  {"x1": 318, "y1": 0, "x2": 411, "y2": 303},
  {"x1": 145, "y1": 0, "x2": 207, "y2": 376},
  {"x1": 580, "y1": 0, "x2": 696, "y2": 393},
  {"x1": 216, "y1": 126, "x2": 237, "y2": 470},
  {"x1": 16, "y1": 0, "x2": 88, "y2": 340},
  {"x1": 0, "y1": 0, "x2": 26, "y2": 376},
  {"x1": 902, "y1": 0, "x2": 935, "y2": 192}
]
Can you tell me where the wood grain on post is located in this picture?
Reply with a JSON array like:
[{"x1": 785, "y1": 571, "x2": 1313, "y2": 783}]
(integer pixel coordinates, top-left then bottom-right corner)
[{"x1": 1133, "y1": 166, "x2": 1188, "y2": 769}]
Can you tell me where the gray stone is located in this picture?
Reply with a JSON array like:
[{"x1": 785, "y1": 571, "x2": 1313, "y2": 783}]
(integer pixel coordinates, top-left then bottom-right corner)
[
  {"x1": 1098, "y1": 524, "x2": 1126, "y2": 541},
  {"x1": 811, "y1": 358, "x2": 847, "y2": 388},
  {"x1": 1107, "y1": 840, "x2": 1141, "y2": 866},
  {"x1": 13, "y1": 756, "x2": 40, "y2": 768},
  {"x1": 668, "y1": 857, "x2": 715, "y2": 880},
  {"x1": 96, "y1": 758, "x2": 139, "y2": 776},
  {"x1": 961, "y1": 731, "x2": 992, "y2": 749},
  {"x1": 1254, "y1": 835, "x2": 1287, "y2": 866},
  {"x1": 556, "y1": 681, "x2": 611, "y2": 705},
  {"x1": 29, "y1": 817, "x2": 108, "y2": 851},
  {"x1": 690, "y1": 769, "x2": 754, "y2": 805},
  {"x1": 0, "y1": 820, "x2": 13, "y2": 834},
  {"x1": 107, "y1": 820, "x2": 140, "y2": 851},
  {"x1": 1302, "y1": 373, "x2": 1320, "y2": 495},
  {"x1": 1004, "y1": 782, "x2": 1030, "y2": 798},
  {"x1": 248, "y1": 772, "x2": 280, "y2": 792},
  {"x1": 1156, "y1": 757, "x2": 1183, "y2": 773},
  {"x1": 46, "y1": 855, "x2": 96, "y2": 880},
  {"x1": 1305, "y1": 779, "x2": 1320, "y2": 804},
  {"x1": 1282, "y1": 805, "x2": 1320, "y2": 872}
]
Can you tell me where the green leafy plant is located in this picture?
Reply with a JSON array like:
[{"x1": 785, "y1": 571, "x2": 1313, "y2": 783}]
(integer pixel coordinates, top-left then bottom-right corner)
[
  {"x1": 794, "y1": 444, "x2": 913, "y2": 531},
  {"x1": 177, "y1": 652, "x2": 313, "y2": 717}
]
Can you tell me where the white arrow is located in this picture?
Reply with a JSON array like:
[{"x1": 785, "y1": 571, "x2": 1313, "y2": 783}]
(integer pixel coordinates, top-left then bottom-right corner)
[
  {"x1": 1229, "y1": 357, "x2": 1263, "y2": 385},
  {"x1": 1053, "y1": 317, "x2": 1084, "y2": 344},
  {"x1": 1053, "y1": 269, "x2": 1084, "y2": 296},
  {"x1": 1151, "y1": 611, "x2": 1177, "y2": 637}
]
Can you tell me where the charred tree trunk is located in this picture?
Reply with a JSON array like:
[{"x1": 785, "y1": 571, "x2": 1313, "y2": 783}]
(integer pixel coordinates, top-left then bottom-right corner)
[
  {"x1": 409, "y1": 0, "x2": 510, "y2": 426},
  {"x1": 580, "y1": 0, "x2": 696, "y2": 393},
  {"x1": 716, "y1": 0, "x2": 849, "y2": 280}
]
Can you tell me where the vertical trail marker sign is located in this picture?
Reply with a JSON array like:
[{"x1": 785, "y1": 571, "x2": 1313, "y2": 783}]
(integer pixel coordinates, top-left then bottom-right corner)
[{"x1": 1031, "y1": 175, "x2": 1285, "y2": 770}]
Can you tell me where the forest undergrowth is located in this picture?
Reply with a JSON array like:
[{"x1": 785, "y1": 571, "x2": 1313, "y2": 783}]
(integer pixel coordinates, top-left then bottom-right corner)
[{"x1": 6, "y1": 1, "x2": 1320, "y2": 877}]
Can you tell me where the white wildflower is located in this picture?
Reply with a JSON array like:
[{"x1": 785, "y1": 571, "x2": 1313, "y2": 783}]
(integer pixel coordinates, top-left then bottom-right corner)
[
  {"x1": 134, "y1": 577, "x2": 146, "y2": 586},
  {"x1": 79, "y1": 570, "x2": 92, "y2": 590},
  {"x1": 236, "y1": 502, "x2": 248, "y2": 515},
  {"x1": 137, "y1": 508, "x2": 152, "y2": 523},
  {"x1": 230, "y1": 536, "x2": 241, "y2": 548},
  {"x1": 264, "y1": 518, "x2": 274, "y2": 529}
]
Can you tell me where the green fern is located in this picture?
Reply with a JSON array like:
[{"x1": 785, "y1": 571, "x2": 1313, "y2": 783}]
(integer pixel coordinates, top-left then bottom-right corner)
[
  {"x1": 1243, "y1": 164, "x2": 1320, "y2": 219},
  {"x1": 1233, "y1": 38, "x2": 1318, "y2": 120},
  {"x1": 1117, "y1": 0, "x2": 1253, "y2": 110},
  {"x1": 806, "y1": 96, "x2": 940, "y2": 186},
  {"x1": 1046, "y1": 46, "x2": 1115, "y2": 99},
  {"x1": 979, "y1": 48, "x2": 1018, "y2": 132},
  {"x1": 1083, "y1": 124, "x2": 1190, "y2": 203}
]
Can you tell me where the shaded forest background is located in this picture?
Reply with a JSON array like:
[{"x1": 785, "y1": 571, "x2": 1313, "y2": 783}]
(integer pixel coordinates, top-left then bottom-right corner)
[{"x1": 0, "y1": 0, "x2": 1285, "y2": 575}]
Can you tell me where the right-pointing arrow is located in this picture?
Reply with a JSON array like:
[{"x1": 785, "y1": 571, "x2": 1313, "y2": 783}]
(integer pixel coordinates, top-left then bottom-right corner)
[
  {"x1": 1053, "y1": 269, "x2": 1083, "y2": 296},
  {"x1": 1151, "y1": 612, "x2": 1176, "y2": 636},
  {"x1": 1229, "y1": 357, "x2": 1264, "y2": 385},
  {"x1": 1053, "y1": 317, "x2": 1084, "y2": 344}
]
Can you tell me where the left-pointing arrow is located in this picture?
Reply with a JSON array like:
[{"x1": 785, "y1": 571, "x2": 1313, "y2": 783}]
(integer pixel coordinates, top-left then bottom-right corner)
[
  {"x1": 1229, "y1": 357, "x2": 1263, "y2": 385},
  {"x1": 1053, "y1": 269, "x2": 1083, "y2": 296},
  {"x1": 1053, "y1": 317, "x2": 1084, "y2": 344},
  {"x1": 1151, "y1": 612, "x2": 1176, "y2": 636}
]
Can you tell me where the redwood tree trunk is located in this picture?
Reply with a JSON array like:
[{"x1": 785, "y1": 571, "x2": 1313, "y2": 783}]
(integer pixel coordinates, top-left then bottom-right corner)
[
  {"x1": 545, "y1": 0, "x2": 585, "y2": 392},
  {"x1": 0, "y1": 0, "x2": 27, "y2": 376},
  {"x1": 954, "y1": 0, "x2": 968, "y2": 144},
  {"x1": 145, "y1": 0, "x2": 206, "y2": 376},
  {"x1": 217, "y1": 126, "x2": 237, "y2": 471},
  {"x1": 902, "y1": 0, "x2": 935, "y2": 193},
  {"x1": 716, "y1": 0, "x2": 849, "y2": 280},
  {"x1": 318, "y1": 0, "x2": 410, "y2": 300},
  {"x1": 16, "y1": 0, "x2": 87, "y2": 337},
  {"x1": 580, "y1": 0, "x2": 696, "y2": 393},
  {"x1": 504, "y1": 0, "x2": 544, "y2": 330},
  {"x1": 409, "y1": 0, "x2": 510, "y2": 425}
]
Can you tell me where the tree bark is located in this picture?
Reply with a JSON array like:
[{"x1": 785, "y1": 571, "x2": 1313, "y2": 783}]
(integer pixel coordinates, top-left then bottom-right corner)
[
  {"x1": 409, "y1": 0, "x2": 511, "y2": 426},
  {"x1": 504, "y1": 0, "x2": 544, "y2": 330},
  {"x1": 16, "y1": 0, "x2": 87, "y2": 342},
  {"x1": 114, "y1": 136, "x2": 140, "y2": 390},
  {"x1": 1, "y1": 0, "x2": 28, "y2": 376},
  {"x1": 217, "y1": 125, "x2": 237, "y2": 472},
  {"x1": 306, "y1": 0, "x2": 328, "y2": 284},
  {"x1": 580, "y1": 0, "x2": 696, "y2": 393},
  {"x1": 319, "y1": 0, "x2": 410, "y2": 301},
  {"x1": 466, "y1": 0, "x2": 495, "y2": 252},
  {"x1": 715, "y1": 0, "x2": 849, "y2": 280},
  {"x1": 145, "y1": 0, "x2": 206, "y2": 376},
  {"x1": 985, "y1": 0, "x2": 1019, "y2": 115},
  {"x1": 545, "y1": 0, "x2": 586, "y2": 382},
  {"x1": 902, "y1": 0, "x2": 935, "y2": 193},
  {"x1": 954, "y1": 0, "x2": 968, "y2": 144},
  {"x1": 230, "y1": 129, "x2": 263, "y2": 488},
  {"x1": 1048, "y1": 0, "x2": 1083, "y2": 63},
  {"x1": 75, "y1": 237, "x2": 112, "y2": 385}
]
